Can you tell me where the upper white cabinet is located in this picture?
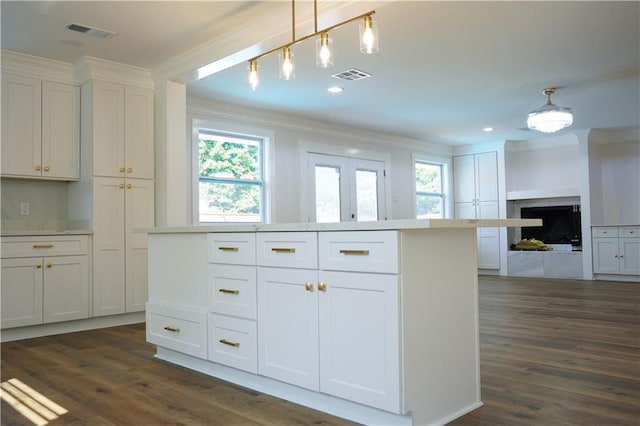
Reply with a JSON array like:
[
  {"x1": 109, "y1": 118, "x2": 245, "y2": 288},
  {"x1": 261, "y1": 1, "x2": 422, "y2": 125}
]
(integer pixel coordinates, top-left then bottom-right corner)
[
  {"x1": 85, "y1": 80, "x2": 154, "y2": 179},
  {"x1": 1, "y1": 73, "x2": 79, "y2": 180},
  {"x1": 453, "y1": 152, "x2": 500, "y2": 269}
]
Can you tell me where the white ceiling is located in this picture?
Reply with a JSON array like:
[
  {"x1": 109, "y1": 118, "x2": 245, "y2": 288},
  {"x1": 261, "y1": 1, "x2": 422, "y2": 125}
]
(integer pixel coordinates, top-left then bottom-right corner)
[{"x1": 2, "y1": 1, "x2": 639, "y2": 146}]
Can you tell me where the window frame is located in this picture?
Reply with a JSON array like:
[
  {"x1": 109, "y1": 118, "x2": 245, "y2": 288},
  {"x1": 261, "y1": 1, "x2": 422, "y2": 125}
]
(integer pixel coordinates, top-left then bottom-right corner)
[{"x1": 413, "y1": 155, "x2": 451, "y2": 219}]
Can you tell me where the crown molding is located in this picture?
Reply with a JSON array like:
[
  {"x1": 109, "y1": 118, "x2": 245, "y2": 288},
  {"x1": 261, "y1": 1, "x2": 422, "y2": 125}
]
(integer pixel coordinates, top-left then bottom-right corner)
[
  {"x1": 1, "y1": 50, "x2": 76, "y2": 84},
  {"x1": 589, "y1": 126, "x2": 640, "y2": 144},
  {"x1": 74, "y1": 56, "x2": 153, "y2": 89}
]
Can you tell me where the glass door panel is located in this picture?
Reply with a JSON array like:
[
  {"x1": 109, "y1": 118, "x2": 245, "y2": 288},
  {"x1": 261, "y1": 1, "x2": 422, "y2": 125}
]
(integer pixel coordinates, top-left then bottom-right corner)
[
  {"x1": 355, "y1": 169, "x2": 378, "y2": 221},
  {"x1": 315, "y1": 165, "x2": 341, "y2": 223}
]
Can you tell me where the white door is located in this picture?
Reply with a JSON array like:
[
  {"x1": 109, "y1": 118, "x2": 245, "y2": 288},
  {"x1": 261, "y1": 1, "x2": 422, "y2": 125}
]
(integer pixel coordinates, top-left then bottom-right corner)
[
  {"x1": 42, "y1": 81, "x2": 80, "y2": 179},
  {"x1": 475, "y1": 152, "x2": 498, "y2": 202},
  {"x1": 592, "y1": 238, "x2": 620, "y2": 274},
  {"x1": 257, "y1": 267, "x2": 319, "y2": 390},
  {"x1": 124, "y1": 86, "x2": 154, "y2": 179},
  {"x1": 91, "y1": 80, "x2": 125, "y2": 177},
  {"x1": 1, "y1": 258, "x2": 43, "y2": 328},
  {"x1": 308, "y1": 153, "x2": 386, "y2": 222},
  {"x1": 43, "y1": 255, "x2": 89, "y2": 323}
]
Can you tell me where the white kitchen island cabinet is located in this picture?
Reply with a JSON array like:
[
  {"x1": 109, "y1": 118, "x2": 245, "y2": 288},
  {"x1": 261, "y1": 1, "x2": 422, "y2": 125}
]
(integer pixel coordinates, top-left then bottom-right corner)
[{"x1": 142, "y1": 218, "x2": 539, "y2": 426}]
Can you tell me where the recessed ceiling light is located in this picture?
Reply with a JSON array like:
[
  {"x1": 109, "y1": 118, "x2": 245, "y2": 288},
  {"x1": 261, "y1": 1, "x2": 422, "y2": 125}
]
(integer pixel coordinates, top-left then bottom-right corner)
[
  {"x1": 328, "y1": 86, "x2": 343, "y2": 93},
  {"x1": 483, "y1": 127, "x2": 494, "y2": 132}
]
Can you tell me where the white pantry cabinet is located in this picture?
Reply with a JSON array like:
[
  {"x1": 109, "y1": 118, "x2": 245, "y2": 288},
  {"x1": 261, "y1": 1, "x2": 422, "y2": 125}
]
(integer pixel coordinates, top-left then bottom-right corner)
[
  {"x1": 92, "y1": 177, "x2": 154, "y2": 316},
  {"x1": 1, "y1": 73, "x2": 79, "y2": 180},
  {"x1": 592, "y1": 226, "x2": 640, "y2": 276},
  {"x1": 1, "y1": 235, "x2": 89, "y2": 329}
]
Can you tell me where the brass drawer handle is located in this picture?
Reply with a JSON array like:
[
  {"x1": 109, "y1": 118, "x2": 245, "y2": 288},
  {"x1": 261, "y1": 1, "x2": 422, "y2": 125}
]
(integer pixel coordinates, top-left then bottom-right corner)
[
  {"x1": 46, "y1": 263, "x2": 53, "y2": 268},
  {"x1": 339, "y1": 249, "x2": 370, "y2": 256},
  {"x1": 271, "y1": 247, "x2": 295, "y2": 253},
  {"x1": 33, "y1": 244, "x2": 54, "y2": 249},
  {"x1": 219, "y1": 289, "x2": 239, "y2": 295},
  {"x1": 36, "y1": 263, "x2": 42, "y2": 269},
  {"x1": 218, "y1": 246, "x2": 239, "y2": 252},
  {"x1": 318, "y1": 282, "x2": 326, "y2": 292},
  {"x1": 219, "y1": 339, "x2": 240, "y2": 348},
  {"x1": 163, "y1": 326, "x2": 180, "y2": 333}
]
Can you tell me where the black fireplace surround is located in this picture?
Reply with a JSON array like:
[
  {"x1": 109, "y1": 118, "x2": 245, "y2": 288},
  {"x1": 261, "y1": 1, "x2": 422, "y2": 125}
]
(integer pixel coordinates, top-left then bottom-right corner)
[{"x1": 520, "y1": 205, "x2": 582, "y2": 245}]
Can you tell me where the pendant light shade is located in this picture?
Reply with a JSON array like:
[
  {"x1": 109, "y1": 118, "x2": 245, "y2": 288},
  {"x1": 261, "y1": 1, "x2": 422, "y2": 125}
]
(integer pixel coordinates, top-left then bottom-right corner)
[
  {"x1": 359, "y1": 15, "x2": 379, "y2": 54},
  {"x1": 527, "y1": 88, "x2": 573, "y2": 133},
  {"x1": 279, "y1": 46, "x2": 295, "y2": 80},
  {"x1": 316, "y1": 32, "x2": 334, "y2": 68},
  {"x1": 247, "y1": 60, "x2": 259, "y2": 91}
]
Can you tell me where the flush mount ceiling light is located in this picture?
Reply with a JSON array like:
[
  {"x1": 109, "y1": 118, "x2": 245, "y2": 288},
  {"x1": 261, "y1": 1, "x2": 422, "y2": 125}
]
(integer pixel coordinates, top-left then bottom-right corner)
[
  {"x1": 527, "y1": 87, "x2": 573, "y2": 133},
  {"x1": 246, "y1": 0, "x2": 378, "y2": 90}
]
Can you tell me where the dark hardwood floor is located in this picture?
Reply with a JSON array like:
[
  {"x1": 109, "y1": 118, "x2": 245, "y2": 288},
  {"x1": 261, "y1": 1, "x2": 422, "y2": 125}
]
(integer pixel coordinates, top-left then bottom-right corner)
[{"x1": 2, "y1": 276, "x2": 639, "y2": 425}]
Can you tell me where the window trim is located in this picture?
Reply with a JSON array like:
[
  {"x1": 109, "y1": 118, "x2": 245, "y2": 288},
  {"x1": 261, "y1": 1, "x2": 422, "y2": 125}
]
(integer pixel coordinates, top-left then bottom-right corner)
[{"x1": 413, "y1": 154, "x2": 451, "y2": 219}]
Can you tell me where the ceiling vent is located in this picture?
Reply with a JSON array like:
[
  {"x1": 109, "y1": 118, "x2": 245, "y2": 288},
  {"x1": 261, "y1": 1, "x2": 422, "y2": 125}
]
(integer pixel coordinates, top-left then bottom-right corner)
[
  {"x1": 66, "y1": 22, "x2": 115, "y2": 39},
  {"x1": 331, "y1": 69, "x2": 372, "y2": 82}
]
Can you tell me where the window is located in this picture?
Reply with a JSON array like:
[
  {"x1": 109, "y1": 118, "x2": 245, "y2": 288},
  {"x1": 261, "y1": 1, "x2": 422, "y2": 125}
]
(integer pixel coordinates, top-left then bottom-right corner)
[
  {"x1": 415, "y1": 160, "x2": 444, "y2": 218},
  {"x1": 197, "y1": 130, "x2": 265, "y2": 223}
]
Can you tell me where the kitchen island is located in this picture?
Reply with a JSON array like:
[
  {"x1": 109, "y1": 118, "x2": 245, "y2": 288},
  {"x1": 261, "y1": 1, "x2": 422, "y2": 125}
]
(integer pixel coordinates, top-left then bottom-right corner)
[{"x1": 141, "y1": 219, "x2": 539, "y2": 426}]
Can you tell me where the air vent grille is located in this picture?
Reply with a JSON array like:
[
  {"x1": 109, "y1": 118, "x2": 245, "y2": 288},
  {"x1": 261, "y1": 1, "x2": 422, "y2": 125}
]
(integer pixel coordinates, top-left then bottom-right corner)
[
  {"x1": 66, "y1": 22, "x2": 115, "y2": 39},
  {"x1": 331, "y1": 69, "x2": 372, "y2": 81}
]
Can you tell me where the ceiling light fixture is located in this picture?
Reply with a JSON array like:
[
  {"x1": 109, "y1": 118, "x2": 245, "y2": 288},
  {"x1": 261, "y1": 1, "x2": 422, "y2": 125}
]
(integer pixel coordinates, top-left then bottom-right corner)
[
  {"x1": 527, "y1": 87, "x2": 573, "y2": 133},
  {"x1": 246, "y1": 0, "x2": 378, "y2": 89}
]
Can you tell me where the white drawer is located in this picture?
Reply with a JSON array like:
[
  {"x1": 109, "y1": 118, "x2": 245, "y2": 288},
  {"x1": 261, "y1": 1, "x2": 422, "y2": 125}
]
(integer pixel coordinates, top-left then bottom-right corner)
[
  {"x1": 592, "y1": 227, "x2": 618, "y2": 238},
  {"x1": 1, "y1": 235, "x2": 89, "y2": 258},
  {"x1": 208, "y1": 233, "x2": 256, "y2": 265},
  {"x1": 257, "y1": 232, "x2": 318, "y2": 269},
  {"x1": 208, "y1": 313, "x2": 257, "y2": 374},
  {"x1": 620, "y1": 226, "x2": 640, "y2": 238},
  {"x1": 319, "y1": 231, "x2": 399, "y2": 274},
  {"x1": 208, "y1": 264, "x2": 257, "y2": 319},
  {"x1": 146, "y1": 302, "x2": 207, "y2": 359}
]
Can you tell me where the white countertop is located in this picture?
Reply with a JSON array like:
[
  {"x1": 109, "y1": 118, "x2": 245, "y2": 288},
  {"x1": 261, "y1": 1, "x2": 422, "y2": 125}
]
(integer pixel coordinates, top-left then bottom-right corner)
[
  {"x1": 138, "y1": 218, "x2": 542, "y2": 234},
  {"x1": 1, "y1": 230, "x2": 93, "y2": 237}
]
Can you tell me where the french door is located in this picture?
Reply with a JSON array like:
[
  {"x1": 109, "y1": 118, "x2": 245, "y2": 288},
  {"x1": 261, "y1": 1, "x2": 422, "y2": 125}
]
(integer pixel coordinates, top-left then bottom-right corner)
[{"x1": 307, "y1": 153, "x2": 386, "y2": 222}]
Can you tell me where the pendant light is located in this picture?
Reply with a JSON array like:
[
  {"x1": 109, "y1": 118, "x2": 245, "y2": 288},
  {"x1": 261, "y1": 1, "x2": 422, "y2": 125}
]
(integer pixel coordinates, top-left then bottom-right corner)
[
  {"x1": 247, "y1": 60, "x2": 260, "y2": 90},
  {"x1": 527, "y1": 88, "x2": 573, "y2": 133},
  {"x1": 316, "y1": 32, "x2": 333, "y2": 68},
  {"x1": 359, "y1": 15, "x2": 379, "y2": 54},
  {"x1": 279, "y1": 46, "x2": 295, "y2": 80}
]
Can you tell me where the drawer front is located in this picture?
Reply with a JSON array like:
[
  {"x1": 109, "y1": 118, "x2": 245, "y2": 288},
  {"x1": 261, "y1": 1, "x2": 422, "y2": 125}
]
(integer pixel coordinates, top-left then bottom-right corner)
[
  {"x1": 146, "y1": 303, "x2": 207, "y2": 359},
  {"x1": 208, "y1": 264, "x2": 257, "y2": 319},
  {"x1": 208, "y1": 233, "x2": 256, "y2": 265},
  {"x1": 319, "y1": 231, "x2": 399, "y2": 273},
  {"x1": 592, "y1": 227, "x2": 618, "y2": 238},
  {"x1": 1, "y1": 235, "x2": 89, "y2": 258},
  {"x1": 257, "y1": 232, "x2": 318, "y2": 269},
  {"x1": 208, "y1": 314, "x2": 257, "y2": 374},
  {"x1": 620, "y1": 226, "x2": 640, "y2": 239}
]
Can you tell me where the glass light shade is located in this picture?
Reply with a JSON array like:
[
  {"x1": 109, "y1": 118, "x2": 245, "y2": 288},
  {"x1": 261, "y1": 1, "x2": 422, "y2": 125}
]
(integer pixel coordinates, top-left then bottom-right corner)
[
  {"x1": 359, "y1": 15, "x2": 379, "y2": 54},
  {"x1": 316, "y1": 32, "x2": 334, "y2": 68},
  {"x1": 279, "y1": 47, "x2": 295, "y2": 80},
  {"x1": 247, "y1": 60, "x2": 259, "y2": 90},
  {"x1": 527, "y1": 103, "x2": 573, "y2": 133}
]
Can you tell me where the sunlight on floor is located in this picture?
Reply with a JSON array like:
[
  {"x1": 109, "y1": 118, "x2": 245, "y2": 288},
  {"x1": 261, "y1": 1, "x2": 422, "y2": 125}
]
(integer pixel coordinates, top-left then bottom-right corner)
[{"x1": 0, "y1": 378, "x2": 68, "y2": 425}]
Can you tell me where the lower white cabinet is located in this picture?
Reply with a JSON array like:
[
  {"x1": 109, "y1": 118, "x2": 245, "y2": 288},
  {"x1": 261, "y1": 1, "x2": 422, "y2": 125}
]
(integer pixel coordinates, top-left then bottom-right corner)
[
  {"x1": 1, "y1": 236, "x2": 90, "y2": 329},
  {"x1": 592, "y1": 226, "x2": 640, "y2": 276}
]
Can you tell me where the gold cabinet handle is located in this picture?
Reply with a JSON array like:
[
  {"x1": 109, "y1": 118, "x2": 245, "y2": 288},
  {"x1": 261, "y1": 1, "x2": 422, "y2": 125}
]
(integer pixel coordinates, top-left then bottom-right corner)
[
  {"x1": 44, "y1": 166, "x2": 50, "y2": 172},
  {"x1": 33, "y1": 244, "x2": 54, "y2": 249},
  {"x1": 46, "y1": 262, "x2": 52, "y2": 268},
  {"x1": 163, "y1": 326, "x2": 180, "y2": 333},
  {"x1": 339, "y1": 249, "x2": 370, "y2": 256},
  {"x1": 36, "y1": 263, "x2": 42, "y2": 269},
  {"x1": 271, "y1": 247, "x2": 295, "y2": 253},
  {"x1": 119, "y1": 183, "x2": 124, "y2": 189},
  {"x1": 127, "y1": 167, "x2": 133, "y2": 173},
  {"x1": 305, "y1": 282, "x2": 314, "y2": 292},
  {"x1": 620, "y1": 254, "x2": 624, "y2": 258},
  {"x1": 35, "y1": 165, "x2": 41, "y2": 171},
  {"x1": 218, "y1": 246, "x2": 239, "y2": 252},
  {"x1": 219, "y1": 339, "x2": 240, "y2": 348},
  {"x1": 318, "y1": 282, "x2": 327, "y2": 292},
  {"x1": 127, "y1": 183, "x2": 132, "y2": 189},
  {"x1": 120, "y1": 167, "x2": 125, "y2": 173},
  {"x1": 219, "y1": 289, "x2": 239, "y2": 295}
]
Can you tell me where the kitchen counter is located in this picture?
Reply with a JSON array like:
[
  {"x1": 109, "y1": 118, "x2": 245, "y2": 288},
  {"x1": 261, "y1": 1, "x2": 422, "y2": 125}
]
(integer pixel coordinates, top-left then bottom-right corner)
[{"x1": 1, "y1": 230, "x2": 93, "y2": 237}]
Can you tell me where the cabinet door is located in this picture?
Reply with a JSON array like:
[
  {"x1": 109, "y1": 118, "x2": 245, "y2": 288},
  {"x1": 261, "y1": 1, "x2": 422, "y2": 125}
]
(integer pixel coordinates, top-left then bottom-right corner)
[
  {"x1": 125, "y1": 179, "x2": 155, "y2": 312},
  {"x1": 124, "y1": 87, "x2": 154, "y2": 179},
  {"x1": 592, "y1": 238, "x2": 619, "y2": 273},
  {"x1": 93, "y1": 177, "x2": 126, "y2": 316},
  {"x1": 1, "y1": 258, "x2": 43, "y2": 328},
  {"x1": 454, "y1": 202, "x2": 477, "y2": 219},
  {"x1": 41, "y1": 81, "x2": 80, "y2": 180},
  {"x1": 453, "y1": 155, "x2": 475, "y2": 203},
  {"x1": 257, "y1": 267, "x2": 319, "y2": 391},
  {"x1": 92, "y1": 80, "x2": 125, "y2": 177},
  {"x1": 318, "y1": 270, "x2": 400, "y2": 413},
  {"x1": 475, "y1": 152, "x2": 498, "y2": 202},
  {"x1": 1, "y1": 73, "x2": 42, "y2": 177},
  {"x1": 43, "y1": 255, "x2": 89, "y2": 323},
  {"x1": 619, "y1": 238, "x2": 640, "y2": 275}
]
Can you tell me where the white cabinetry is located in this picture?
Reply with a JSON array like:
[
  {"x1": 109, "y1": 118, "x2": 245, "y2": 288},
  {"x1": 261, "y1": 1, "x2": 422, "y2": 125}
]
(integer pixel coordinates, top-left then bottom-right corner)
[
  {"x1": 454, "y1": 152, "x2": 500, "y2": 269},
  {"x1": 1, "y1": 73, "x2": 79, "y2": 179},
  {"x1": 592, "y1": 226, "x2": 640, "y2": 276},
  {"x1": 1, "y1": 236, "x2": 89, "y2": 329}
]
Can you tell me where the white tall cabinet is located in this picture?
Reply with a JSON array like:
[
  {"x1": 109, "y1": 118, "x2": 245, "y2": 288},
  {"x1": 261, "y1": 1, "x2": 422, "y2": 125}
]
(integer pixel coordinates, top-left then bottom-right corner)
[{"x1": 453, "y1": 152, "x2": 500, "y2": 269}]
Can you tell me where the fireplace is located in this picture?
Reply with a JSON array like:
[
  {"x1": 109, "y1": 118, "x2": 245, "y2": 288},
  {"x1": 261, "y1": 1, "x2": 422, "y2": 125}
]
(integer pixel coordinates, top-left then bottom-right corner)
[{"x1": 520, "y1": 205, "x2": 582, "y2": 246}]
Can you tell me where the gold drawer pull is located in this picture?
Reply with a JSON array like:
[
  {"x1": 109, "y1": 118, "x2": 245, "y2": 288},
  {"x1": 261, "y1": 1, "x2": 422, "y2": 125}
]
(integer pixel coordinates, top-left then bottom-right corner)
[
  {"x1": 219, "y1": 289, "x2": 239, "y2": 295},
  {"x1": 218, "y1": 246, "x2": 239, "y2": 252},
  {"x1": 271, "y1": 247, "x2": 295, "y2": 253},
  {"x1": 36, "y1": 263, "x2": 42, "y2": 269},
  {"x1": 339, "y1": 249, "x2": 370, "y2": 256},
  {"x1": 163, "y1": 326, "x2": 180, "y2": 333},
  {"x1": 219, "y1": 339, "x2": 240, "y2": 348},
  {"x1": 33, "y1": 244, "x2": 54, "y2": 249},
  {"x1": 318, "y1": 282, "x2": 327, "y2": 292},
  {"x1": 46, "y1": 263, "x2": 53, "y2": 268}
]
